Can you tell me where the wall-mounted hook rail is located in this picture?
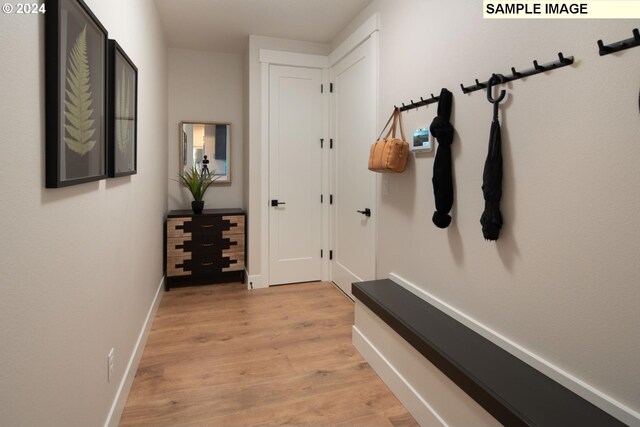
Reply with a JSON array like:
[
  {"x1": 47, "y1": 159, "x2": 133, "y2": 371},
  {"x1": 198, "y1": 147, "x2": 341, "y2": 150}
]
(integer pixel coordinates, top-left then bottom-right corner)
[
  {"x1": 597, "y1": 28, "x2": 640, "y2": 56},
  {"x1": 459, "y1": 52, "x2": 574, "y2": 94},
  {"x1": 394, "y1": 93, "x2": 440, "y2": 112}
]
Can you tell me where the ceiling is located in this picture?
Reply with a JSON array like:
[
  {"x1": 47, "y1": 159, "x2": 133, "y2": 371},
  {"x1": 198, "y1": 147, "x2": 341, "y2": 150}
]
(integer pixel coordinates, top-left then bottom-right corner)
[{"x1": 154, "y1": 0, "x2": 373, "y2": 53}]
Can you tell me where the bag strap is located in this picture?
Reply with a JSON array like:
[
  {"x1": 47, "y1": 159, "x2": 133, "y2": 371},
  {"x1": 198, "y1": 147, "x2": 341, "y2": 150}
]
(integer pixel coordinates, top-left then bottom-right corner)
[
  {"x1": 396, "y1": 108, "x2": 407, "y2": 141},
  {"x1": 387, "y1": 109, "x2": 398, "y2": 139},
  {"x1": 377, "y1": 109, "x2": 397, "y2": 140}
]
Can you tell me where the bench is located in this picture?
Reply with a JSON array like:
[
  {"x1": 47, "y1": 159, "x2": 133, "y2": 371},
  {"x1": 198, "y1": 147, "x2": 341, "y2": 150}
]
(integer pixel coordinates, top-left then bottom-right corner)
[{"x1": 353, "y1": 279, "x2": 626, "y2": 427}]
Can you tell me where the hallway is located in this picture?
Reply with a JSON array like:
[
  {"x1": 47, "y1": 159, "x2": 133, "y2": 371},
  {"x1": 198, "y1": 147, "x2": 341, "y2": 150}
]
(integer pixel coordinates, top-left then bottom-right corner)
[{"x1": 120, "y1": 282, "x2": 417, "y2": 426}]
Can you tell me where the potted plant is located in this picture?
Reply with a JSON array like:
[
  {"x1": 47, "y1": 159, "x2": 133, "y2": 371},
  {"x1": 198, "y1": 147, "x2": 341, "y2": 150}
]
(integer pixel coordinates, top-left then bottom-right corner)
[{"x1": 177, "y1": 167, "x2": 218, "y2": 214}]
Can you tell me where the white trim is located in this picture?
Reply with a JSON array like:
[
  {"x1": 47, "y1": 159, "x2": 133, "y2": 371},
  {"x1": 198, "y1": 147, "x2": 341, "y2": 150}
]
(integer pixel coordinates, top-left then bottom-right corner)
[
  {"x1": 329, "y1": 13, "x2": 379, "y2": 67},
  {"x1": 370, "y1": 30, "x2": 380, "y2": 281},
  {"x1": 260, "y1": 52, "x2": 329, "y2": 287},
  {"x1": 104, "y1": 277, "x2": 164, "y2": 427},
  {"x1": 353, "y1": 325, "x2": 449, "y2": 427},
  {"x1": 248, "y1": 273, "x2": 266, "y2": 290},
  {"x1": 259, "y1": 49, "x2": 328, "y2": 69},
  {"x1": 388, "y1": 272, "x2": 640, "y2": 426},
  {"x1": 321, "y1": 67, "x2": 330, "y2": 282},
  {"x1": 260, "y1": 61, "x2": 270, "y2": 287}
]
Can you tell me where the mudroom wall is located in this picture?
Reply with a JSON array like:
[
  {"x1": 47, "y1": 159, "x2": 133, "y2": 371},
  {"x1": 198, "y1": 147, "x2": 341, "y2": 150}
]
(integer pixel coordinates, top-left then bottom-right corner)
[{"x1": 341, "y1": 0, "x2": 640, "y2": 417}]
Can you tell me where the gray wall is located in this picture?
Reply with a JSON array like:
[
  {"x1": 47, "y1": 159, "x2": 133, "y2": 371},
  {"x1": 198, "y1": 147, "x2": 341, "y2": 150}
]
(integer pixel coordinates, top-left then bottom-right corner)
[
  {"x1": 350, "y1": 0, "x2": 640, "y2": 416},
  {"x1": 167, "y1": 48, "x2": 244, "y2": 211},
  {"x1": 0, "y1": 0, "x2": 169, "y2": 425}
]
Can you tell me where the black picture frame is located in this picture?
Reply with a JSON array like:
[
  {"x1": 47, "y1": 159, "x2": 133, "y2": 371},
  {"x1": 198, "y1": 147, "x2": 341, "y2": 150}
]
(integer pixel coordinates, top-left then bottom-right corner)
[
  {"x1": 45, "y1": 0, "x2": 108, "y2": 188},
  {"x1": 107, "y1": 40, "x2": 138, "y2": 177}
]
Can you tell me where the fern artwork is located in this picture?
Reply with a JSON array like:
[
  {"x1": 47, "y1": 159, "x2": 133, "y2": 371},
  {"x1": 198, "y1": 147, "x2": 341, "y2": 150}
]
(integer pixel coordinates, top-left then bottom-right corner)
[
  {"x1": 64, "y1": 25, "x2": 97, "y2": 157},
  {"x1": 108, "y1": 40, "x2": 138, "y2": 177},
  {"x1": 115, "y1": 68, "x2": 131, "y2": 155},
  {"x1": 45, "y1": 0, "x2": 107, "y2": 187}
]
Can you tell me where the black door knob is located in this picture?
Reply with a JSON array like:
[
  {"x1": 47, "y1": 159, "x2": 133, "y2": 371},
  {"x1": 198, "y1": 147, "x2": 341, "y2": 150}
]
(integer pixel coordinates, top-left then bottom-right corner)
[
  {"x1": 271, "y1": 199, "x2": 286, "y2": 207},
  {"x1": 357, "y1": 208, "x2": 371, "y2": 217}
]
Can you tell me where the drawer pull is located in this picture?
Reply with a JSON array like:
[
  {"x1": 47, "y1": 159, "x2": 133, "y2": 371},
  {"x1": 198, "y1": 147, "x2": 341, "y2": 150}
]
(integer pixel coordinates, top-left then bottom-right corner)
[
  {"x1": 201, "y1": 243, "x2": 214, "y2": 247},
  {"x1": 201, "y1": 262, "x2": 213, "y2": 266},
  {"x1": 201, "y1": 224, "x2": 214, "y2": 228}
]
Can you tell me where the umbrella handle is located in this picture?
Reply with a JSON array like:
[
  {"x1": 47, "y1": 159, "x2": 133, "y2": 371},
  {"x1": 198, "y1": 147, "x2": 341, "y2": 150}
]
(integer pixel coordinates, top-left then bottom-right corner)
[{"x1": 487, "y1": 74, "x2": 506, "y2": 104}]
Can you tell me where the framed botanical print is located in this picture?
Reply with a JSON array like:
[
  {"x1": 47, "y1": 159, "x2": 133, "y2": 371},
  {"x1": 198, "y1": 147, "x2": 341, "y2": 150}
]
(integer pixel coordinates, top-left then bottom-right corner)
[
  {"x1": 108, "y1": 40, "x2": 138, "y2": 177},
  {"x1": 45, "y1": 0, "x2": 108, "y2": 188}
]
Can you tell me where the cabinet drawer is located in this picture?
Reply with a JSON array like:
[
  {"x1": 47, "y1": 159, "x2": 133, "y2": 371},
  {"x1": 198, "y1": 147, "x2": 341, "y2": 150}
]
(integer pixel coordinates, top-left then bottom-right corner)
[
  {"x1": 184, "y1": 215, "x2": 245, "y2": 236},
  {"x1": 167, "y1": 235, "x2": 191, "y2": 256},
  {"x1": 222, "y1": 215, "x2": 244, "y2": 236},
  {"x1": 222, "y1": 250, "x2": 245, "y2": 272},
  {"x1": 167, "y1": 217, "x2": 192, "y2": 238},
  {"x1": 167, "y1": 255, "x2": 191, "y2": 277}
]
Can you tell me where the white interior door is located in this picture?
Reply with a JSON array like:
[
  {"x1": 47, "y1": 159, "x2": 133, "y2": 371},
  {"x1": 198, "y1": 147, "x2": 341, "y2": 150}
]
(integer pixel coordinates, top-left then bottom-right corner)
[
  {"x1": 269, "y1": 65, "x2": 323, "y2": 285},
  {"x1": 330, "y1": 37, "x2": 377, "y2": 298}
]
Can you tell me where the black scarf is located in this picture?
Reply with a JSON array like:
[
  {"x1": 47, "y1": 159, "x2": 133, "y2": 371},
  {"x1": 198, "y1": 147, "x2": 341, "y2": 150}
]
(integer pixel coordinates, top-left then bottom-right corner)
[{"x1": 429, "y1": 88, "x2": 455, "y2": 228}]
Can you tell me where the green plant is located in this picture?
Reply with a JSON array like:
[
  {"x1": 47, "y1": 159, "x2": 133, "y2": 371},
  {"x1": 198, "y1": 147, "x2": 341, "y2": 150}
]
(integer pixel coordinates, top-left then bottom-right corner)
[
  {"x1": 64, "y1": 25, "x2": 97, "y2": 156},
  {"x1": 116, "y1": 67, "x2": 132, "y2": 153},
  {"x1": 177, "y1": 167, "x2": 217, "y2": 202}
]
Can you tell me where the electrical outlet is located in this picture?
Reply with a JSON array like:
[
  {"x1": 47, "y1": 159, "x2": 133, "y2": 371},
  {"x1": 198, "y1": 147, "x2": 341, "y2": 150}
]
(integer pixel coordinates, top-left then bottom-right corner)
[{"x1": 107, "y1": 349, "x2": 114, "y2": 383}]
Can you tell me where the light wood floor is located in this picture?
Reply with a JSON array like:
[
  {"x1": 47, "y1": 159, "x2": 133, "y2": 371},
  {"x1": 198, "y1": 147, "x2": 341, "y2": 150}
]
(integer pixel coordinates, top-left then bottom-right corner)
[{"x1": 119, "y1": 282, "x2": 417, "y2": 426}]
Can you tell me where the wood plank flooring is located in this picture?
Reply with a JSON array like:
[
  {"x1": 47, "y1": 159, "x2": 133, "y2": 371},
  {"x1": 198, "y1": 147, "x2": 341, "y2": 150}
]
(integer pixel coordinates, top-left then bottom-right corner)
[{"x1": 119, "y1": 282, "x2": 417, "y2": 427}]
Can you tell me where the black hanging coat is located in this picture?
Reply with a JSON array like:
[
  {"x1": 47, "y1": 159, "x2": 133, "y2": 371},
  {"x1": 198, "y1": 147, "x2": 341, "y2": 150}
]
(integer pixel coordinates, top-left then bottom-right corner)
[
  {"x1": 480, "y1": 114, "x2": 503, "y2": 241},
  {"x1": 430, "y1": 88, "x2": 455, "y2": 228}
]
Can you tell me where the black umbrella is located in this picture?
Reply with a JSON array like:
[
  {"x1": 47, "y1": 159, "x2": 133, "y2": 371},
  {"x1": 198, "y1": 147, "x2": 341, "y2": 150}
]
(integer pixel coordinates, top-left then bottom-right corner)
[
  {"x1": 430, "y1": 88, "x2": 455, "y2": 228},
  {"x1": 480, "y1": 74, "x2": 506, "y2": 241}
]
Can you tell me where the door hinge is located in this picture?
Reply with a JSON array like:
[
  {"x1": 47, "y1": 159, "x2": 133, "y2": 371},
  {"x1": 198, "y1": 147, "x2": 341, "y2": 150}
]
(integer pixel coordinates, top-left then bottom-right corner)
[
  {"x1": 330, "y1": 139, "x2": 334, "y2": 149},
  {"x1": 330, "y1": 194, "x2": 333, "y2": 205},
  {"x1": 321, "y1": 84, "x2": 324, "y2": 93},
  {"x1": 330, "y1": 83, "x2": 334, "y2": 93},
  {"x1": 320, "y1": 138, "x2": 324, "y2": 148},
  {"x1": 321, "y1": 194, "x2": 323, "y2": 204},
  {"x1": 329, "y1": 250, "x2": 333, "y2": 260},
  {"x1": 321, "y1": 249, "x2": 323, "y2": 258}
]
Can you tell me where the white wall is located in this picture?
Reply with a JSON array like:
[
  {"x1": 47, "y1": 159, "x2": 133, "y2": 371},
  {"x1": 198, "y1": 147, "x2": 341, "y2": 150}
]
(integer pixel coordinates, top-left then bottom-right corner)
[
  {"x1": 0, "y1": 1, "x2": 168, "y2": 426},
  {"x1": 167, "y1": 48, "x2": 243, "y2": 210},
  {"x1": 245, "y1": 35, "x2": 330, "y2": 285},
  {"x1": 346, "y1": 0, "x2": 640, "y2": 420}
]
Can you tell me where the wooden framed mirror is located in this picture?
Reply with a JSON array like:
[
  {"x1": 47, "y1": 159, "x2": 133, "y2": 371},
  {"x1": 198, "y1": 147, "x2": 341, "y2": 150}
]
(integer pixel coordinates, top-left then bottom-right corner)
[{"x1": 179, "y1": 121, "x2": 231, "y2": 184}]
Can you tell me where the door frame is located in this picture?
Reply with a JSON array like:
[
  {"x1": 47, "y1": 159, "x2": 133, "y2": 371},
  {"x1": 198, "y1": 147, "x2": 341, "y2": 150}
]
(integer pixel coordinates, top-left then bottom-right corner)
[
  {"x1": 258, "y1": 13, "x2": 379, "y2": 288},
  {"x1": 259, "y1": 50, "x2": 330, "y2": 287},
  {"x1": 329, "y1": 30, "x2": 379, "y2": 297}
]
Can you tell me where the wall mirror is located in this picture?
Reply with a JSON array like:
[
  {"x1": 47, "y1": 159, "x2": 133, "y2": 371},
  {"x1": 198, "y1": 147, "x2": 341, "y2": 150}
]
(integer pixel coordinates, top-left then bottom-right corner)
[{"x1": 180, "y1": 121, "x2": 231, "y2": 184}]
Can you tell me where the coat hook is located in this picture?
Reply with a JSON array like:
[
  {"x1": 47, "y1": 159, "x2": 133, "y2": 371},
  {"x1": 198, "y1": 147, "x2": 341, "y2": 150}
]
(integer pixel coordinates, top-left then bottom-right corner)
[
  {"x1": 510, "y1": 67, "x2": 522, "y2": 78},
  {"x1": 633, "y1": 28, "x2": 640, "y2": 41},
  {"x1": 557, "y1": 52, "x2": 570, "y2": 64},
  {"x1": 402, "y1": 103, "x2": 406, "y2": 108},
  {"x1": 420, "y1": 96, "x2": 425, "y2": 102},
  {"x1": 410, "y1": 100, "x2": 415, "y2": 105},
  {"x1": 460, "y1": 83, "x2": 467, "y2": 93},
  {"x1": 431, "y1": 93, "x2": 436, "y2": 99},
  {"x1": 533, "y1": 60, "x2": 545, "y2": 71}
]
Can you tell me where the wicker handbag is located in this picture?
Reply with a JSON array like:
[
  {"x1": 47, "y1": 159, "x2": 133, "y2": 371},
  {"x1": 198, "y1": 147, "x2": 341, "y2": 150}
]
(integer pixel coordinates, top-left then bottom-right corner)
[{"x1": 368, "y1": 108, "x2": 409, "y2": 173}]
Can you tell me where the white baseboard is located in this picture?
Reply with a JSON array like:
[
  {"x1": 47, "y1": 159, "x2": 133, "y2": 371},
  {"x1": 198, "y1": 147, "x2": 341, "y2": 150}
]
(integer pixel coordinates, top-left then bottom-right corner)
[
  {"x1": 353, "y1": 325, "x2": 448, "y2": 427},
  {"x1": 388, "y1": 272, "x2": 640, "y2": 427},
  {"x1": 103, "y1": 276, "x2": 165, "y2": 427},
  {"x1": 247, "y1": 273, "x2": 266, "y2": 289}
]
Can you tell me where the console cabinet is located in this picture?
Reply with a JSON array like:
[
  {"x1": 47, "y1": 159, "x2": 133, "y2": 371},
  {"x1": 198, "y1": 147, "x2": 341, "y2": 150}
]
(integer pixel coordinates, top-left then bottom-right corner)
[{"x1": 165, "y1": 208, "x2": 245, "y2": 290}]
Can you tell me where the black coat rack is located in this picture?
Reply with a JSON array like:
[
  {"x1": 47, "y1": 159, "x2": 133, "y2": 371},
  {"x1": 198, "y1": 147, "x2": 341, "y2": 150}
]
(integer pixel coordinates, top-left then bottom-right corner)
[
  {"x1": 597, "y1": 28, "x2": 640, "y2": 56},
  {"x1": 460, "y1": 52, "x2": 574, "y2": 94},
  {"x1": 395, "y1": 93, "x2": 440, "y2": 112}
]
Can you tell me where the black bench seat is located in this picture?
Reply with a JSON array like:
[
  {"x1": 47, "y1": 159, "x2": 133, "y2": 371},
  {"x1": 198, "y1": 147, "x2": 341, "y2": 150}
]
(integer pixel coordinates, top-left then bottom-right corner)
[{"x1": 353, "y1": 279, "x2": 627, "y2": 427}]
